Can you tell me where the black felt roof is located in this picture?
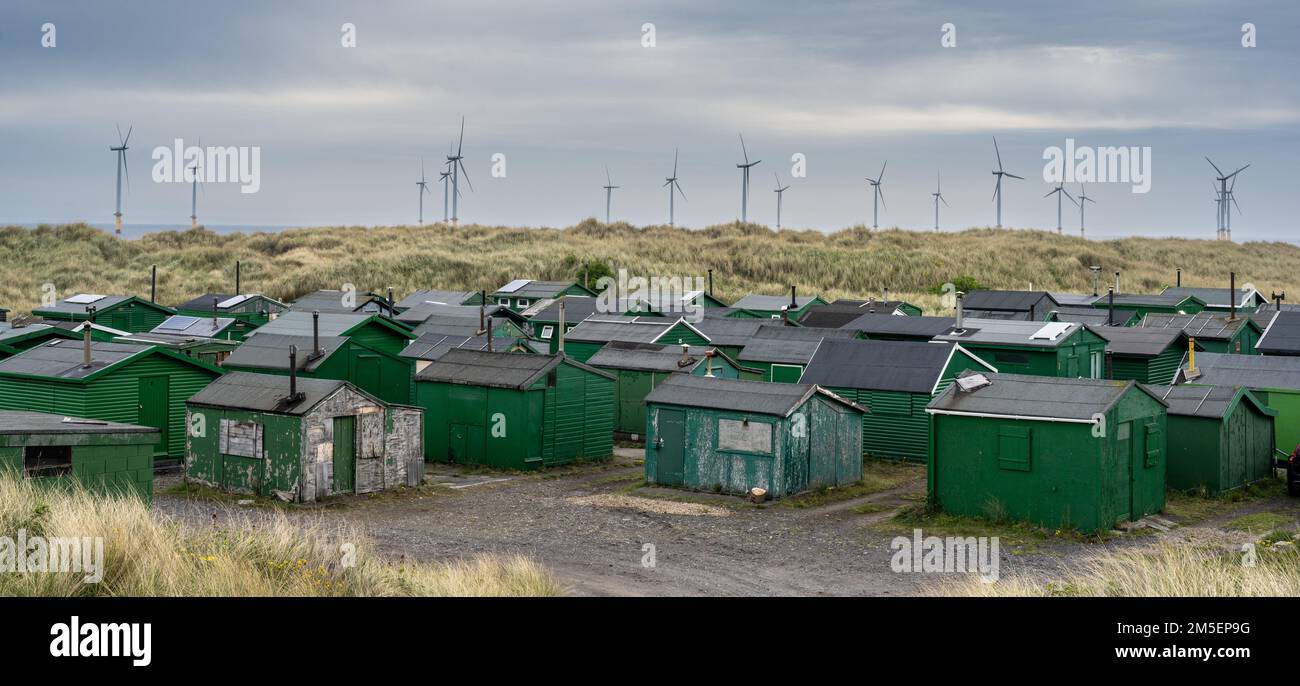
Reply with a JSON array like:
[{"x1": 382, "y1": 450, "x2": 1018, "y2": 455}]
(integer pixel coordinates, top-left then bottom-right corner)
[
  {"x1": 800, "y1": 339, "x2": 970, "y2": 393},
  {"x1": 644, "y1": 375, "x2": 863, "y2": 416},
  {"x1": 1257, "y1": 311, "x2": 1300, "y2": 354},
  {"x1": 0, "y1": 410, "x2": 156, "y2": 435},
  {"x1": 1179, "y1": 351, "x2": 1300, "y2": 390},
  {"x1": 188, "y1": 371, "x2": 354, "y2": 416},
  {"x1": 1143, "y1": 383, "x2": 1272, "y2": 420},
  {"x1": 0, "y1": 340, "x2": 146, "y2": 378},
  {"x1": 841, "y1": 313, "x2": 955, "y2": 337},
  {"x1": 1088, "y1": 325, "x2": 1186, "y2": 357},
  {"x1": 224, "y1": 333, "x2": 346, "y2": 372},
  {"x1": 928, "y1": 372, "x2": 1162, "y2": 419},
  {"x1": 415, "y1": 348, "x2": 613, "y2": 388}
]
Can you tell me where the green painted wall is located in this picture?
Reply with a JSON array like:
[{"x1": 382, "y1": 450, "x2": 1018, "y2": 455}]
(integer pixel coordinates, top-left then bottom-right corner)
[
  {"x1": 225, "y1": 340, "x2": 415, "y2": 405},
  {"x1": 34, "y1": 299, "x2": 174, "y2": 334},
  {"x1": 1229, "y1": 388, "x2": 1300, "y2": 455},
  {"x1": 1166, "y1": 401, "x2": 1274, "y2": 494},
  {"x1": 598, "y1": 358, "x2": 741, "y2": 435},
  {"x1": 0, "y1": 430, "x2": 157, "y2": 502},
  {"x1": 962, "y1": 329, "x2": 1105, "y2": 379},
  {"x1": 184, "y1": 407, "x2": 302, "y2": 496},
  {"x1": 1109, "y1": 345, "x2": 1183, "y2": 384},
  {"x1": 737, "y1": 360, "x2": 805, "y2": 383}
]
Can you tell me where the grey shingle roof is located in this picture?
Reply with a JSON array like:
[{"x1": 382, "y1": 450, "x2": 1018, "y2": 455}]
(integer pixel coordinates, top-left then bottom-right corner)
[
  {"x1": 841, "y1": 313, "x2": 955, "y2": 337},
  {"x1": 287, "y1": 290, "x2": 382, "y2": 314},
  {"x1": 644, "y1": 375, "x2": 863, "y2": 416},
  {"x1": 224, "y1": 333, "x2": 346, "y2": 372},
  {"x1": 188, "y1": 371, "x2": 353, "y2": 416},
  {"x1": 1087, "y1": 325, "x2": 1186, "y2": 357},
  {"x1": 1179, "y1": 352, "x2": 1300, "y2": 390},
  {"x1": 247, "y1": 310, "x2": 374, "y2": 338},
  {"x1": 801, "y1": 339, "x2": 984, "y2": 393},
  {"x1": 33, "y1": 294, "x2": 132, "y2": 315},
  {"x1": 1160, "y1": 287, "x2": 1264, "y2": 309},
  {"x1": 400, "y1": 333, "x2": 494, "y2": 361},
  {"x1": 934, "y1": 318, "x2": 1082, "y2": 348},
  {"x1": 1140, "y1": 312, "x2": 1254, "y2": 341},
  {"x1": 928, "y1": 372, "x2": 1160, "y2": 420},
  {"x1": 1143, "y1": 384, "x2": 1272, "y2": 420},
  {"x1": 731, "y1": 294, "x2": 819, "y2": 311},
  {"x1": 1257, "y1": 311, "x2": 1300, "y2": 355},
  {"x1": 526, "y1": 296, "x2": 604, "y2": 323},
  {"x1": 564, "y1": 316, "x2": 704, "y2": 345},
  {"x1": 1049, "y1": 306, "x2": 1133, "y2": 326},
  {"x1": 586, "y1": 341, "x2": 710, "y2": 373},
  {"x1": 394, "y1": 289, "x2": 477, "y2": 310},
  {"x1": 0, "y1": 341, "x2": 147, "y2": 378},
  {"x1": 799, "y1": 301, "x2": 908, "y2": 327},
  {"x1": 175, "y1": 293, "x2": 287, "y2": 313},
  {"x1": 492, "y1": 280, "x2": 585, "y2": 300},
  {"x1": 960, "y1": 291, "x2": 1058, "y2": 314},
  {"x1": 415, "y1": 349, "x2": 612, "y2": 388},
  {"x1": 0, "y1": 410, "x2": 156, "y2": 435},
  {"x1": 736, "y1": 337, "x2": 822, "y2": 365}
]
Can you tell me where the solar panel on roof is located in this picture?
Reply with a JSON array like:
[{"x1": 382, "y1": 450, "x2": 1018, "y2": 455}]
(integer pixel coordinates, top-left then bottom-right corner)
[
  {"x1": 216, "y1": 294, "x2": 252, "y2": 309},
  {"x1": 1030, "y1": 322, "x2": 1072, "y2": 340},
  {"x1": 65, "y1": 294, "x2": 106, "y2": 304},
  {"x1": 498, "y1": 279, "x2": 531, "y2": 293},
  {"x1": 955, "y1": 373, "x2": 991, "y2": 391},
  {"x1": 157, "y1": 316, "x2": 200, "y2": 331}
]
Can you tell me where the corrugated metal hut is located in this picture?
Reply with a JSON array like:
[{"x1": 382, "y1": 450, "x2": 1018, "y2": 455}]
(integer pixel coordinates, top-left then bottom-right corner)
[
  {"x1": 0, "y1": 323, "x2": 78, "y2": 359},
  {"x1": 524, "y1": 296, "x2": 602, "y2": 351},
  {"x1": 490, "y1": 280, "x2": 597, "y2": 313},
  {"x1": 32, "y1": 294, "x2": 176, "y2": 333},
  {"x1": 1089, "y1": 325, "x2": 1192, "y2": 384},
  {"x1": 1161, "y1": 286, "x2": 1265, "y2": 314},
  {"x1": 643, "y1": 376, "x2": 865, "y2": 498},
  {"x1": 0, "y1": 340, "x2": 223, "y2": 462},
  {"x1": 414, "y1": 349, "x2": 615, "y2": 469},
  {"x1": 927, "y1": 372, "x2": 1168, "y2": 534},
  {"x1": 561, "y1": 315, "x2": 709, "y2": 363},
  {"x1": 0, "y1": 411, "x2": 159, "y2": 502},
  {"x1": 174, "y1": 293, "x2": 287, "y2": 334},
  {"x1": 801, "y1": 339, "x2": 997, "y2": 461},
  {"x1": 113, "y1": 315, "x2": 242, "y2": 366},
  {"x1": 1175, "y1": 352, "x2": 1300, "y2": 454},
  {"x1": 1256, "y1": 310, "x2": 1300, "y2": 356},
  {"x1": 1094, "y1": 293, "x2": 1206, "y2": 319},
  {"x1": 934, "y1": 318, "x2": 1107, "y2": 378},
  {"x1": 730, "y1": 293, "x2": 827, "y2": 320},
  {"x1": 223, "y1": 330, "x2": 415, "y2": 405},
  {"x1": 1146, "y1": 384, "x2": 1275, "y2": 494},
  {"x1": 1140, "y1": 312, "x2": 1262, "y2": 354},
  {"x1": 185, "y1": 372, "x2": 423, "y2": 502},
  {"x1": 586, "y1": 341, "x2": 743, "y2": 436},
  {"x1": 960, "y1": 291, "x2": 1059, "y2": 321}
]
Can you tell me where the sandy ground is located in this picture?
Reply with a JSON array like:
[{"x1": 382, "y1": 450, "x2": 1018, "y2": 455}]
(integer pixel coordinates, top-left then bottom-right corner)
[{"x1": 152, "y1": 449, "x2": 1300, "y2": 596}]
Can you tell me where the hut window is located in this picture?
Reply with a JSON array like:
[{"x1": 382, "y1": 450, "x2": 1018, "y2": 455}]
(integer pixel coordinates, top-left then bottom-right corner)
[
  {"x1": 996, "y1": 426, "x2": 1031, "y2": 471},
  {"x1": 994, "y1": 352, "x2": 1029, "y2": 365},
  {"x1": 219, "y1": 419, "x2": 264, "y2": 458},
  {"x1": 24, "y1": 445, "x2": 72, "y2": 477},
  {"x1": 497, "y1": 298, "x2": 510, "y2": 307},
  {"x1": 540, "y1": 325, "x2": 554, "y2": 340},
  {"x1": 717, "y1": 418, "x2": 772, "y2": 455},
  {"x1": 517, "y1": 299, "x2": 530, "y2": 308}
]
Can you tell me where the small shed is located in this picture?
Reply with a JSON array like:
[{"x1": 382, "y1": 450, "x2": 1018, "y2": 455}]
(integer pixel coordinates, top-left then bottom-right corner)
[
  {"x1": 223, "y1": 331, "x2": 415, "y2": 405},
  {"x1": 32, "y1": 294, "x2": 176, "y2": 334},
  {"x1": 185, "y1": 372, "x2": 423, "y2": 502},
  {"x1": 798, "y1": 299, "x2": 920, "y2": 327},
  {"x1": 174, "y1": 293, "x2": 287, "y2": 335},
  {"x1": 490, "y1": 280, "x2": 597, "y2": 313},
  {"x1": 0, "y1": 411, "x2": 159, "y2": 503},
  {"x1": 730, "y1": 293, "x2": 827, "y2": 320},
  {"x1": 0, "y1": 340, "x2": 223, "y2": 462},
  {"x1": 0, "y1": 323, "x2": 78, "y2": 359},
  {"x1": 1146, "y1": 384, "x2": 1275, "y2": 494},
  {"x1": 114, "y1": 314, "x2": 242, "y2": 366},
  {"x1": 801, "y1": 339, "x2": 997, "y2": 461},
  {"x1": 933, "y1": 318, "x2": 1107, "y2": 378},
  {"x1": 1140, "y1": 312, "x2": 1262, "y2": 354},
  {"x1": 561, "y1": 316, "x2": 709, "y2": 363},
  {"x1": 1161, "y1": 286, "x2": 1265, "y2": 314},
  {"x1": 644, "y1": 376, "x2": 865, "y2": 498},
  {"x1": 1089, "y1": 325, "x2": 1192, "y2": 384},
  {"x1": 736, "y1": 337, "x2": 822, "y2": 382},
  {"x1": 1256, "y1": 310, "x2": 1300, "y2": 356},
  {"x1": 927, "y1": 372, "x2": 1168, "y2": 534},
  {"x1": 414, "y1": 349, "x2": 614, "y2": 469},
  {"x1": 287, "y1": 289, "x2": 392, "y2": 315},
  {"x1": 586, "y1": 341, "x2": 743, "y2": 436},
  {"x1": 249, "y1": 310, "x2": 415, "y2": 357},
  {"x1": 397, "y1": 302, "x2": 528, "y2": 333},
  {"x1": 524, "y1": 296, "x2": 602, "y2": 351},
  {"x1": 1093, "y1": 293, "x2": 1206, "y2": 319},
  {"x1": 1175, "y1": 352, "x2": 1300, "y2": 455},
  {"x1": 400, "y1": 332, "x2": 535, "y2": 372},
  {"x1": 960, "y1": 291, "x2": 1059, "y2": 321},
  {"x1": 1047, "y1": 306, "x2": 1138, "y2": 327}
]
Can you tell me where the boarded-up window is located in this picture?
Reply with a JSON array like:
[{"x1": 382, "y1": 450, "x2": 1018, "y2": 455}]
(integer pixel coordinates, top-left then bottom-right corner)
[
  {"x1": 25, "y1": 445, "x2": 72, "y2": 477},
  {"x1": 1143, "y1": 421, "x2": 1161, "y2": 468},
  {"x1": 358, "y1": 410, "x2": 385, "y2": 458},
  {"x1": 997, "y1": 426, "x2": 1031, "y2": 471},
  {"x1": 718, "y1": 418, "x2": 772, "y2": 455},
  {"x1": 219, "y1": 419, "x2": 263, "y2": 458}
]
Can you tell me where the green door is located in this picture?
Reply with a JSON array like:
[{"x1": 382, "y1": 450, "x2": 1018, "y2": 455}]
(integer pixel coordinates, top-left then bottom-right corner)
[
  {"x1": 621, "y1": 372, "x2": 653, "y2": 434},
  {"x1": 655, "y1": 408, "x2": 686, "y2": 486},
  {"x1": 332, "y1": 416, "x2": 355, "y2": 494},
  {"x1": 1116, "y1": 421, "x2": 1133, "y2": 523},
  {"x1": 449, "y1": 423, "x2": 469, "y2": 463},
  {"x1": 138, "y1": 376, "x2": 169, "y2": 458}
]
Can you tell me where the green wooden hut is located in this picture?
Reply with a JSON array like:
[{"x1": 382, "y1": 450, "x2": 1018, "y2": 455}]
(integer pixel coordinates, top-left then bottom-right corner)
[
  {"x1": 934, "y1": 318, "x2": 1107, "y2": 378},
  {"x1": 223, "y1": 331, "x2": 415, "y2": 405},
  {"x1": 1175, "y1": 352, "x2": 1300, "y2": 455},
  {"x1": 586, "y1": 341, "x2": 743, "y2": 437},
  {"x1": 0, "y1": 340, "x2": 223, "y2": 462},
  {"x1": 490, "y1": 280, "x2": 597, "y2": 313},
  {"x1": 250, "y1": 310, "x2": 414, "y2": 357},
  {"x1": 185, "y1": 371, "x2": 424, "y2": 502},
  {"x1": 524, "y1": 297, "x2": 602, "y2": 352},
  {"x1": 1145, "y1": 384, "x2": 1275, "y2": 494},
  {"x1": 736, "y1": 337, "x2": 821, "y2": 382},
  {"x1": 414, "y1": 349, "x2": 614, "y2": 469},
  {"x1": 0, "y1": 323, "x2": 78, "y2": 359},
  {"x1": 174, "y1": 293, "x2": 288, "y2": 336},
  {"x1": 561, "y1": 316, "x2": 709, "y2": 363},
  {"x1": 394, "y1": 289, "x2": 482, "y2": 312},
  {"x1": 802, "y1": 339, "x2": 997, "y2": 462},
  {"x1": 113, "y1": 315, "x2": 243, "y2": 366},
  {"x1": 842, "y1": 314, "x2": 955, "y2": 342},
  {"x1": 959, "y1": 291, "x2": 1060, "y2": 321},
  {"x1": 644, "y1": 376, "x2": 865, "y2": 498},
  {"x1": 1140, "y1": 312, "x2": 1262, "y2": 354},
  {"x1": 798, "y1": 299, "x2": 921, "y2": 327},
  {"x1": 1093, "y1": 293, "x2": 1205, "y2": 319},
  {"x1": 32, "y1": 294, "x2": 176, "y2": 334},
  {"x1": 0, "y1": 410, "x2": 159, "y2": 503},
  {"x1": 927, "y1": 372, "x2": 1168, "y2": 534},
  {"x1": 1089, "y1": 325, "x2": 1193, "y2": 384},
  {"x1": 1161, "y1": 286, "x2": 1265, "y2": 314},
  {"x1": 730, "y1": 293, "x2": 827, "y2": 320}
]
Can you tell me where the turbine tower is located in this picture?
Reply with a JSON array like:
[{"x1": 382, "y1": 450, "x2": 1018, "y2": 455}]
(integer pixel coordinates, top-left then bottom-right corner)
[
  {"x1": 931, "y1": 172, "x2": 948, "y2": 231},
  {"x1": 663, "y1": 149, "x2": 686, "y2": 227},
  {"x1": 866, "y1": 161, "x2": 887, "y2": 229},
  {"x1": 602, "y1": 165, "x2": 619, "y2": 224},
  {"x1": 416, "y1": 158, "x2": 430, "y2": 225},
  {"x1": 735, "y1": 134, "x2": 760, "y2": 222},
  {"x1": 189, "y1": 138, "x2": 202, "y2": 229},
  {"x1": 773, "y1": 172, "x2": 790, "y2": 230},
  {"x1": 439, "y1": 145, "x2": 453, "y2": 223},
  {"x1": 110, "y1": 125, "x2": 133, "y2": 235},
  {"x1": 1044, "y1": 183, "x2": 1077, "y2": 234},
  {"x1": 1206, "y1": 157, "x2": 1248, "y2": 241},
  {"x1": 1076, "y1": 184, "x2": 1096, "y2": 237},
  {"x1": 991, "y1": 137, "x2": 1023, "y2": 228},
  {"x1": 446, "y1": 117, "x2": 473, "y2": 225}
]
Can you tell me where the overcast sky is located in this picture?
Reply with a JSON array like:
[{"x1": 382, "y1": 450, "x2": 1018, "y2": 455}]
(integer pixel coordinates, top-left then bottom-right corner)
[{"x1": 1, "y1": 1, "x2": 1297, "y2": 239}]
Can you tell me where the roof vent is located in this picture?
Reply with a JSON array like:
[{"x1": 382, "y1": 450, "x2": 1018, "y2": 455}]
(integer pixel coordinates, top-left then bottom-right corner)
[{"x1": 955, "y1": 373, "x2": 992, "y2": 392}]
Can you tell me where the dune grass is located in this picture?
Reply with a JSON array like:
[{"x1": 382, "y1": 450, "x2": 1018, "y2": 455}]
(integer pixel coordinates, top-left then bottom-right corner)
[
  {"x1": 2, "y1": 221, "x2": 1297, "y2": 315},
  {"x1": 0, "y1": 476, "x2": 562, "y2": 597}
]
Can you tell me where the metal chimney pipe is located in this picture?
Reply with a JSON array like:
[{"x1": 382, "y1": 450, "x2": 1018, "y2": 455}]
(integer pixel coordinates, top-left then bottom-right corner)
[
  {"x1": 1176, "y1": 268, "x2": 1181, "y2": 288},
  {"x1": 479, "y1": 298, "x2": 486, "y2": 334},
  {"x1": 704, "y1": 350, "x2": 714, "y2": 378},
  {"x1": 707, "y1": 269, "x2": 714, "y2": 296},
  {"x1": 681, "y1": 342, "x2": 690, "y2": 366},
  {"x1": 150, "y1": 265, "x2": 157, "y2": 303},
  {"x1": 212, "y1": 296, "x2": 219, "y2": 327},
  {"x1": 1029, "y1": 303, "x2": 1036, "y2": 322},
  {"x1": 487, "y1": 318, "x2": 494, "y2": 353},
  {"x1": 1229, "y1": 272, "x2": 1236, "y2": 321},
  {"x1": 1108, "y1": 287, "x2": 1115, "y2": 326},
  {"x1": 790, "y1": 285, "x2": 797, "y2": 309},
  {"x1": 557, "y1": 298, "x2": 566, "y2": 356},
  {"x1": 235, "y1": 261, "x2": 241, "y2": 295},
  {"x1": 1114, "y1": 271, "x2": 1121, "y2": 295},
  {"x1": 288, "y1": 345, "x2": 298, "y2": 399},
  {"x1": 82, "y1": 311, "x2": 93, "y2": 367},
  {"x1": 387, "y1": 288, "x2": 395, "y2": 317},
  {"x1": 312, "y1": 310, "x2": 321, "y2": 356},
  {"x1": 884, "y1": 287, "x2": 890, "y2": 302},
  {"x1": 954, "y1": 292, "x2": 964, "y2": 331},
  {"x1": 1090, "y1": 266, "x2": 1100, "y2": 297},
  {"x1": 1275, "y1": 291, "x2": 1285, "y2": 312},
  {"x1": 781, "y1": 305, "x2": 790, "y2": 326}
]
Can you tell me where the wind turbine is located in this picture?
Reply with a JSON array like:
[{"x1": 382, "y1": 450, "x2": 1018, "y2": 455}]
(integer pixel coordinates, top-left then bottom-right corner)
[
  {"x1": 735, "y1": 134, "x2": 761, "y2": 222},
  {"x1": 866, "y1": 161, "x2": 887, "y2": 229},
  {"x1": 991, "y1": 137, "x2": 1023, "y2": 228},
  {"x1": 446, "y1": 117, "x2": 473, "y2": 225},
  {"x1": 1206, "y1": 157, "x2": 1247, "y2": 240},
  {"x1": 416, "y1": 158, "x2": 430, "y2": 225},
  {"x1": 931, "y1": 172, "x2": 948, "y2": 231},
  {"x1": 110, "y1": 125, "x2": 132, "y2": 235},
  {"x1": 602, "y1": 165, "x2": 619, "y2": 224},
  {"x1": 773, "y1": 172, "x2": 790, "y2": 230},
  {"x1": 439, "y1": 144, "x2": 453, "y2": 223},
  {"x1": 664, "y1": 149, "x2": 686, "y2": 227},
  {"x1": 1043, "y1": 183, "x2": 1077, "y2": 234},
  {"x1": 189, "y1": 137, "x2": 203, "y2": 229},
  {"x1": 1076, "y1": 184, "x2": 1095, "y2": 237}
]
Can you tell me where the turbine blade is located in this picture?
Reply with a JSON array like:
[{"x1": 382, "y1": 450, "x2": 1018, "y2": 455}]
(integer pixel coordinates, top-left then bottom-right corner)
[
  {"x1": 1005, "y1": 173, "x2": 1024, "y2": 180},
  {"x1": 1232, "y1": 195, "x2": 1242, "y2": 213},
  {"x1": 457, "y1": 117, "x2": 465, "y2": 155},
  {"x1": 1228, "y1": 164, "x2": 1250, "y2": 179},
  {"x1": 1044, "y1": 188, "x2": 1057, "y2": 198},
  {"x1": 993, "y1": 137, "x2": 1003, "y2": 171},
  {"x1": 941, "y1": 195, "x2": 950, "y2": 207},
  {"x1": 1064, "y1": 189, "x2": 1078, "y2": 206},
  {"x1": 458, "y1": 160, "x2": 474, "y2": 191},
  {"x1": 1205, "y1": 156, "x2": 1224, "y2": 176},
  {"x1": 739, "y1": 134, "x2": 749, "y2": 164},
  {"x1": 123, "y1": 125, "x2": 133, "y2": 147},
  {"x1": 879, "y1": 160, "x2": 887, "y2": 182},
  {"x1": 877, "y1": 187, "x2": 887, "y2": 211},
  {"x1": 673, "y1": 148, "x2": 679, "y2": 176},
  {"x1": 606, "y1": 164, "x2": 612, "y2": 186},
  {"x1": 675, "y1": 181, "x2": 686, "y2": 201}
]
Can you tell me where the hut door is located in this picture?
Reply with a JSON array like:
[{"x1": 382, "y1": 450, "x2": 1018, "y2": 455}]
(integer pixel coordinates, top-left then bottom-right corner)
[
  {"x1": 138, "y1": 376, "x2": 169, "y2": 457},
  {"x1": 655, "y1": 409, "x2": 685, "y2": 486},
  {"x1": 332, "y1": 416, "x2": 356, "y2": 494},
  {"x1": 1116, "y1": 421, "x2": 1133, "y2": 522}
]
